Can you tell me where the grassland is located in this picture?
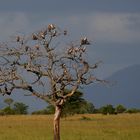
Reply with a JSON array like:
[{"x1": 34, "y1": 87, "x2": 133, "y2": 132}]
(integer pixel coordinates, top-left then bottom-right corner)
[{"x1": 0, "y1": 114, "x2": 140, "y2": 140}]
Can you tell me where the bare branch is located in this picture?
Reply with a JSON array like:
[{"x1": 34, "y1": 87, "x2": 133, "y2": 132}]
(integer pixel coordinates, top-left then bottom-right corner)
[{"x1": 0, "y1": 24, "x2": 106, "y2": 106}]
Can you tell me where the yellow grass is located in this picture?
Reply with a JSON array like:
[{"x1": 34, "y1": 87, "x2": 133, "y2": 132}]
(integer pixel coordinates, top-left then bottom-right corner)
[{"x1": 0, "y1": 114, "x2": 140, "y2": 140}]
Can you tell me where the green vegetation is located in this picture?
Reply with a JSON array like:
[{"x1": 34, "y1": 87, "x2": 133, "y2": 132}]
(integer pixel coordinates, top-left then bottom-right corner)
[
  {"x1": 125, "y1": 108, "x2": 140, "y2": 113},
  {"x1": 0, "y1": 114, "x2": 140, "y2": 140},
  {"x1": 99, "y1": 104, "x2": 116, "y2": 115},
  {"x1": 1, "y1": 97, "x2": 140, "y2": 116},
  {"x1": 32, "y1": 91, "x2": 95, "y2": 116},
  {"x1": 13, "y1": 102, "x2": 29, "y2": 114},
  {"x1": 115, "y1": 104, "x2": 126, "y2": 113},
  {"x1": 0, "y1": 99, "x2": 29, "y2": 115}
]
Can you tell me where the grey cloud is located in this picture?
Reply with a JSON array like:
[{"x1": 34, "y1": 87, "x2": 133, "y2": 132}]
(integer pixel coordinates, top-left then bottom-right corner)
[
  {"x1": 0, "y1": 0, "x2": 140, "y2": 14},
  {"x1": 45, "y1": 12, "x2": 140, "y2": 44},
  {"x1": 125, "y1": 15, "x2": 140, "y2": 31},
  {"x1": 0, "y1": 9, "x2": 140, "y2": 78},
  {"x1": 87, "y1": 13, "x2": 140, "y2": 43},
  {"x1": 0, "y1": 12, "x2": 30, "y2": 41}
]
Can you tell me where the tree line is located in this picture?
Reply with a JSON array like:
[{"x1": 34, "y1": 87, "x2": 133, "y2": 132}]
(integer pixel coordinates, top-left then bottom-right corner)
[
  {"x1": 0, "y1": 98, "x2": 28, "y2": 115},
  {"x1": 0, "y1": 92, "x2": 140, "y2": 116}
]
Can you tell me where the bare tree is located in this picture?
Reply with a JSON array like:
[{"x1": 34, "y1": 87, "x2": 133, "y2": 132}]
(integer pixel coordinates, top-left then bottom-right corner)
[{"x1": 0, "y1": 24, "x2": 105, "y2": 140}]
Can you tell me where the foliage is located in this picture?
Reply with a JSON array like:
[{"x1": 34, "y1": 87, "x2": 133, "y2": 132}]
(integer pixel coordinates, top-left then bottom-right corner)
[
  {"x1": 84, "y1": 102, "x2": 95, "y2": 114},
  {"x1": 1, "y1": 106, "x2": 15, "y2": 115},
  {"x1": 61, "y1": 90, "x2": 95, "y2": 116},
  {"x1": 62, "y1": 90, "x2": 86, "y2": 116},
  {"x1": 99, "y1": 104, "x2": 116, "y2": 115},
  {"x1": 32, "y1": 105, "x2": 55, "y2": 115},
  {"x1": 32, "y1": 90, "x2": 95, "y2": 116},
  {"x1": 115, "y1": 104, "x2": 126, "y2": 113},
  {"x1": 13, "y1": 102, "x2": 29, "y2": 114},
  {"x1": 126, "y1": 108, "x2": 140, "y2": 113},
  {"x1": 32, "y1": 109, "x2": 48, "y2": 115}
]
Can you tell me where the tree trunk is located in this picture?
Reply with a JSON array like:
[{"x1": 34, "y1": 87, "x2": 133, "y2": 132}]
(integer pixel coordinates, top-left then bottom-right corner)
[{"x1": 53, "y1": 105, "x2": 62, "y2": 140}]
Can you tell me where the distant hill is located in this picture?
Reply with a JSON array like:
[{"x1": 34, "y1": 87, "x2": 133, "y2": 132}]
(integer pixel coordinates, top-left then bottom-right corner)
[{"x1": 85, "y1": 64, "x2": 140, "y2": 108}]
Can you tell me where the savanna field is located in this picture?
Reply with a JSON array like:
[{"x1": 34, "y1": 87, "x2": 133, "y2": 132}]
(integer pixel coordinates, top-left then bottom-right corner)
[{"x1": 0, "y1": 114, "x2": 140, "y2": 140}]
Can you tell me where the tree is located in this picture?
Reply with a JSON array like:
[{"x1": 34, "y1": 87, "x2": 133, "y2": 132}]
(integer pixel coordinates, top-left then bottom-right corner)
[
  {"x1": 32, "y1": 90, "x2": 95, "y2": 116},
  {"x1": 62, "y1": 90, "x2": 88, "y2": 116},
  {"x1": 2, "y1": 106, "x2": 15, "y2": 115},
  {"x1": 85, "y1": 102, "x2": 95, "y2": 114},
  {"x1": 115, "y1": 104, "x2": 126, "y2": 114},
  {"x1": 126, "y1": 108, "x2": 140, "y2": 113},
  {"x1": 13, "y1": 102, "x2": 28, "y2": 114},
  {"x1": 100, "y1": 104, "x2": 115, "y2": 115},
  {"x1": 4, "y1": 98, "x2": 14, "y2": 107},
  {"x1": 0, "y1": 24, "x2": 105, "y2": 140}
]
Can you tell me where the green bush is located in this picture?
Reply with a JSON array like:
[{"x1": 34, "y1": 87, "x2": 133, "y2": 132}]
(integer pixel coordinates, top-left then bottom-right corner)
[
  {"x1": 2, "y1": 107, "x2": 15, "y2": 115},
  {"x1": 126, "y1": 108, "x2": 140, "y2": 113},
  {"x1": 13, "y1": 102, "x2": 29, "y2": 114},
  {"x1": 99, "y1": 104, "x2": 116, "y2": 115},
  {"x1": 115, "y1": 104, "x2": 126, "y2": 113}
]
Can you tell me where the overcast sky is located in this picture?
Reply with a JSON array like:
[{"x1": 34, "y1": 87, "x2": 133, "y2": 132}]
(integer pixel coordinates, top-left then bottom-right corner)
[{"x1": 0, "y1": 0, "x2": 140, "y2": 78}]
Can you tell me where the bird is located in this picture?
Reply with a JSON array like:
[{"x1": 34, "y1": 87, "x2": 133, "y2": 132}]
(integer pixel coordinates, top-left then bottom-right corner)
[
  {"x1": 16, "y1": 36, "x2": 20, "y2": 42},
  {"x1": 64, "y1": 30, "x2": 67, "y2": 35},
  {"x1": 32, "y1": 34, "x2": 38, "y2": 40},
  {"x1": 48, "y1": 24, "x2": 55, "y2": 31},
  {"x1": 35, "y1": 45, "x2": 40, "y2": 50},
  {"x1": 25, "y1": 46, "x2": 29, "y2": 52},
  {"x1": 82, "y1": 46, "x2": 86, "y2": 52},
  {"x1": 52, "y1": 30, "x2": 57, "y2": 37},
  {"x1": 40, "y1": 32, "x2": 45, "y2": 39},
  {"x1": 80, "y1": 37, "x2": 90, "y2": 45}
]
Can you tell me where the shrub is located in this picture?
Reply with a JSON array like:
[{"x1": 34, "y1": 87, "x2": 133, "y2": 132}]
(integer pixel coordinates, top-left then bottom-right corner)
[
  {"x1": 115, "y1": 104, "x2": 126, "y2": 113},
  {"x1": 99, "y1": 104, "x2": 116, "y2": 115},
  {"x1": 2, "y1": 107, "x2": 15, "y2": 115},
  {"x1": 126, "y1": 108, "x2": 140, "y2": 113}
]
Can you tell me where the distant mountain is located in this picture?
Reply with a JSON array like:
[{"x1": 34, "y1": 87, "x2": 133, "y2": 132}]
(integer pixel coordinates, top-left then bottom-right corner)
[{"x1": 85, "y1": 64, "x2": 140, "y2": 108}]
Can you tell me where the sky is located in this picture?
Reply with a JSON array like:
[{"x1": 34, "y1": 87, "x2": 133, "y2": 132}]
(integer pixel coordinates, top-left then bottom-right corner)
[
  {"x1": 0, "y1": 0, "x2": 140, "y2": 78},
  {"x1": 0, "y1": 0, "x2": 140, "y2": 110}
]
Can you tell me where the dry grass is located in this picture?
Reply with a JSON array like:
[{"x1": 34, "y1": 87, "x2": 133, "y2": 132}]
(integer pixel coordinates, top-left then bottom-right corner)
[{"x1": 0, "y1": 114, "x2": 140, "y2": 140}]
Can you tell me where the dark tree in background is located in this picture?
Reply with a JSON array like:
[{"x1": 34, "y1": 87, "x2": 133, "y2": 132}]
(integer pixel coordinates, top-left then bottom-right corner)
[
  {"x1": 99, "y1": 104, "x2": 115, "y2": 115},
  {"x1": 32, "y1": 90, "x2": 95, "y2": 116},
  {"x1": 115, "y1": 104, "x2": 126, "y2": 114},
  {"x1": 0, "y1": 24, "x2": 105, "y2": 140},
  {"x1": 13, "y1": 102, "x2": 29, "y2": 114}
]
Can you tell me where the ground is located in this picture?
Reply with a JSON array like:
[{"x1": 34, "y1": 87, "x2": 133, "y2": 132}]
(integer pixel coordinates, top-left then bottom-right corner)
[{"x1": 0, "y1": 114, "x2": 140, "y2": 140}]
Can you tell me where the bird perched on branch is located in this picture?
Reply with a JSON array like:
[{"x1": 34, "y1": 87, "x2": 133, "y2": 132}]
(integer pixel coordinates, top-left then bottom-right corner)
[
  {"x1": 80, "y1": 37, "x2": 90, "y2": 46},
  {"x1": 63, "y1": 30, "x2": 67, "y2": 35},
  {"x1": 16, "y1": 36, "x2": 20, "y2": 42},
  {"x1": 48, "y1": 24, "x2": 55, "y2": 32},
  {"x1": 32, "y1": 34, "x2": 38, "y2": 40},
  {"x1": 40, "y1": 32, "x2": 45, "y2": 39}
]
